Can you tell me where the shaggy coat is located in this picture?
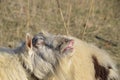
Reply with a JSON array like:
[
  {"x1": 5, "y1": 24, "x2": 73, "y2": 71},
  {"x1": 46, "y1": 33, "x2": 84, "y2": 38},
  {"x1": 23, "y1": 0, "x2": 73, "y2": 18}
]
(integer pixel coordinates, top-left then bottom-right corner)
[
  {"x1": 0, "y1": 34, "x2": 37, "y2": 80},
  {"x1": 32, "y1": 32, "x2": 119, "y2": 80},
  {"x1": 0, "y1": 49, "x2": 28, "y2": 80},
  {"x1": 0, "y1": 33, "x2": 118, "y2": 80},
  {"x1": 62, "y1": 36, "x2": 119, "y2": 80}
]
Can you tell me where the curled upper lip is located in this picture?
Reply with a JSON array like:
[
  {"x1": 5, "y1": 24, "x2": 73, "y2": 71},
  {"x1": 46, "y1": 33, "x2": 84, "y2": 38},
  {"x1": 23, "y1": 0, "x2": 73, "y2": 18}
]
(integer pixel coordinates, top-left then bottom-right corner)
[{"x1": 62, "y1": 40, "x2": 74, "y2": 52}]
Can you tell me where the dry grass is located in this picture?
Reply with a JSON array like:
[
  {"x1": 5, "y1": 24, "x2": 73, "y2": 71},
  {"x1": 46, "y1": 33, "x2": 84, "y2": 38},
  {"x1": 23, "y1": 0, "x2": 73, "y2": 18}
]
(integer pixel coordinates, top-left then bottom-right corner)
[{"x1": 0, "y1": 0, "x2": 120, "y2": 72}]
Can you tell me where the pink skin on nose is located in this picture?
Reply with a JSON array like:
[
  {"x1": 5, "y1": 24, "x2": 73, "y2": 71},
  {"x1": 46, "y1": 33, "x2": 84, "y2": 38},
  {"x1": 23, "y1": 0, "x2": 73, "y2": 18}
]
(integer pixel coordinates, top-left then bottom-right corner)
[
  {"x1": 68, "y1": 40, "x2": 74, "y2": 47},
  {"x1": 63, "y1": 39, "x2": 74, "y2": 53}
]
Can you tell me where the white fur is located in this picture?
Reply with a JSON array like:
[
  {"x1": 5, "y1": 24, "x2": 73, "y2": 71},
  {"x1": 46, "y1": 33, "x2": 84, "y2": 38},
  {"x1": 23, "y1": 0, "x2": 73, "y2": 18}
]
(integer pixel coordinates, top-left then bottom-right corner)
[
  {"x1": 0, "y1": 52, "x2": 28, "y2": 80},
  {"x1": 56, "y1": 36, "x2": 119, "y2": 80}
]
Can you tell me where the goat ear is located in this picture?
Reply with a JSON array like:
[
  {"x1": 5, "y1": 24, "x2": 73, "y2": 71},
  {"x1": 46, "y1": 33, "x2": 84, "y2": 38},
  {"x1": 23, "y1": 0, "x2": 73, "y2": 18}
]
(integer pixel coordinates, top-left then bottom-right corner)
[{"x1": 26, "y1": 33, "x2": 33, "y2": 49}]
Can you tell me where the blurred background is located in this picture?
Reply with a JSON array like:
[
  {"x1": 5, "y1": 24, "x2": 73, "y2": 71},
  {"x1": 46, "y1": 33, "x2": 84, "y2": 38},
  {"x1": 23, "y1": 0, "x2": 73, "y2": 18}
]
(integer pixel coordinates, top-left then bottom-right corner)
[{"x1": 0, "y1": 0, "x2": 120, "y2": 72}]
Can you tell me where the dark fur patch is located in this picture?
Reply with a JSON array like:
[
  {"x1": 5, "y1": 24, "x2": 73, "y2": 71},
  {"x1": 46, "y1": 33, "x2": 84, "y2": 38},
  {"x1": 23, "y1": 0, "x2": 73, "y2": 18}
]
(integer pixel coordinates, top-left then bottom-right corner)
[
  {"x1": 92, "y1": 55, "x2": 109, "y2": 80},
  {"x1": 31, "y1": 73, "x2": 39, "y2": 80},
  {"x1": 108, "y1": 66, "x2": 112, "y2": 69}
]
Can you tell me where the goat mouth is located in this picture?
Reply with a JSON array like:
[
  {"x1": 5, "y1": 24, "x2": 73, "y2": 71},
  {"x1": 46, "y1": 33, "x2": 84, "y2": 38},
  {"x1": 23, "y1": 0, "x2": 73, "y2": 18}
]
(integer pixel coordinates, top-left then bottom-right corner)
[{"x1": 62, "y1": 40, "x2": 74, "y2": 53}]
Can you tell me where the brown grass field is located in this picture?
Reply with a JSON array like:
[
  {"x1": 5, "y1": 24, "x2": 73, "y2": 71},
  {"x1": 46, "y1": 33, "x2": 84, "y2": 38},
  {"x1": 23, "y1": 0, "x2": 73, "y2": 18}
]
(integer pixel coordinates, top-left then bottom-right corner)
[{"x1": 0, "y1": 0, "x2": 120, "y2": 73}]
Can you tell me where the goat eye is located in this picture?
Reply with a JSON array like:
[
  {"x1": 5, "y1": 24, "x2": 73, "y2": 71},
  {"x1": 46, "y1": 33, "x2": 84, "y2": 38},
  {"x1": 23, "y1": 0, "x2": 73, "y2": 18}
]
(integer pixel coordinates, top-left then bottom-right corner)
[{"x1": 64, "y1": 39, "x2": 68, "y2": 42}]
